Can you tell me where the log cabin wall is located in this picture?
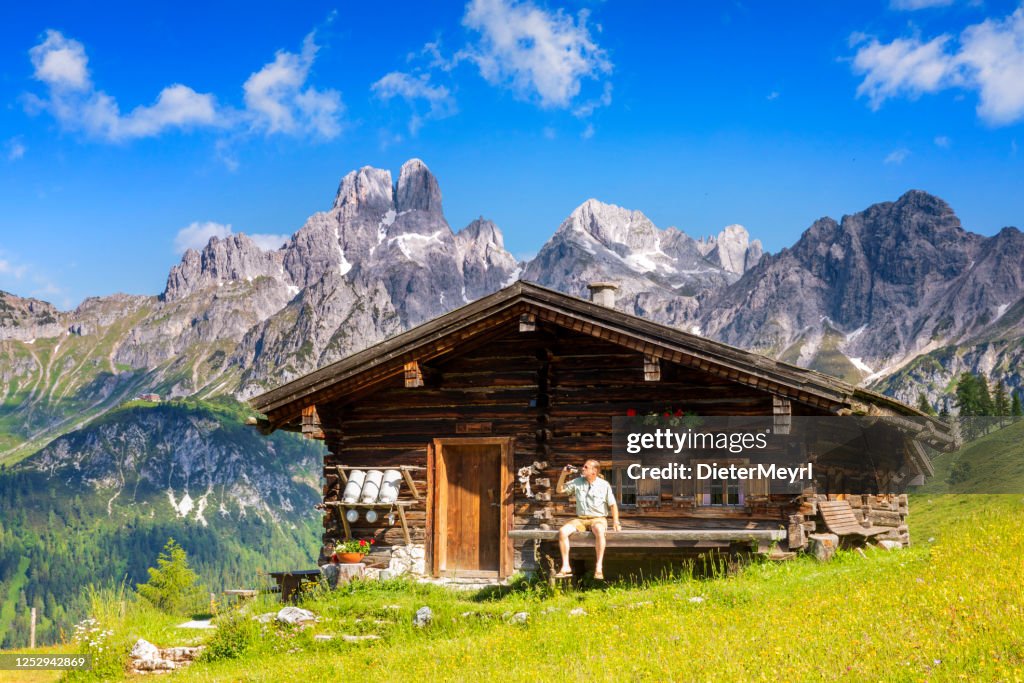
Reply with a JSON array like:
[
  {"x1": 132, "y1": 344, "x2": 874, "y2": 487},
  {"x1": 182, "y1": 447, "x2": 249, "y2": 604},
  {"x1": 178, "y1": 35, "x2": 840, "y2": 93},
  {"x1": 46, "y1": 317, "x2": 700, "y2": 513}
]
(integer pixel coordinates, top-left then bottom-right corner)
[{"x1": 316, "y1": 320, "x2": 837, "y2": 570}]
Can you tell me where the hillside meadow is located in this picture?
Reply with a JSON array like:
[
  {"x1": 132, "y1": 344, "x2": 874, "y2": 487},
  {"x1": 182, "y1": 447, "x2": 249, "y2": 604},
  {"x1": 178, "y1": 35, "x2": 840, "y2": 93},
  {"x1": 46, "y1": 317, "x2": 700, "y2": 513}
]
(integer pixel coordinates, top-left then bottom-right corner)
[{"x1": 2, "y1": 492, "x2": 1020, "y2": 682}]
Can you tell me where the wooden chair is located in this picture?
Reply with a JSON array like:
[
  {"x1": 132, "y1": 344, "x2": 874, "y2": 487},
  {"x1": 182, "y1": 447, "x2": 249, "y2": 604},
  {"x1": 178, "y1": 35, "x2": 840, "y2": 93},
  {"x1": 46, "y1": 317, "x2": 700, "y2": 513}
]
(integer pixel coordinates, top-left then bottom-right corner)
[{"x1": 817, "y1": 500, "x2": 888, "y2": 540}]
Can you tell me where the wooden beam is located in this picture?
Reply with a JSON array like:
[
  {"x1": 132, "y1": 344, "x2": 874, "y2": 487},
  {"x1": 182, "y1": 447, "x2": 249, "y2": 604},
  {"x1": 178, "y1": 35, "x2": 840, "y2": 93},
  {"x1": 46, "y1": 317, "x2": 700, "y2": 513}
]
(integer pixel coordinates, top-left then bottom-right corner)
[
  {"x1": 773, "y1": 396, "x2": 791, "y2": 435},
  {"x1": 301, "y1": 405, "x2": 324, "y2": 440},
  {"x1": 397, "y1": 505, "x2": 412, "y2": 546},
  {"x1": 404, "y1": 361, "x2": 424, "y2": 388},
  {"x1": 644, "y1": 355, "x2": 661, "y2": 382}
]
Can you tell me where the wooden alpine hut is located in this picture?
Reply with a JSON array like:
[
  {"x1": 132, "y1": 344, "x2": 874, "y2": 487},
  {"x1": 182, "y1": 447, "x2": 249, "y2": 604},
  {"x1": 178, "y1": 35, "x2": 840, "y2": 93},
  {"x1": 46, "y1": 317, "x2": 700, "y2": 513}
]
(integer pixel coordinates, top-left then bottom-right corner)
[{"x1": 249, "y1": 281, "x2": 952, "y2": 580}]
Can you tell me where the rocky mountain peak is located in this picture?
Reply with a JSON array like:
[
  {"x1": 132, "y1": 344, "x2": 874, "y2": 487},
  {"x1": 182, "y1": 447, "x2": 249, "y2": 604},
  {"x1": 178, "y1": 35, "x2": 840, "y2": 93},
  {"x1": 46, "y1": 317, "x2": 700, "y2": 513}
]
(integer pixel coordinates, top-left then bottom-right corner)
[
  {"x1": 0, "y1": 290, "x2": 63, "y2": 341},
  {"x1": 396, "y1": 158, "x2": 442, "y2": 214},
  {"x1": 455, "y1": 218, "x2": 520, "y2": 300},
  {"x1": 457, "y1": 216, "x2": 504, "y2": 244},
  {"x1": 163, "y1": 232, "x2": 285, "y2": 302},
  {"x1": 558, "y1": 199, "x2": 662, "y2": 253},
  {"x1": 332, "y1": 166, "x2": 394, "y2": 215},
  {"x1": 696, "y1": 224, "x2": 764, "y2": 275}
]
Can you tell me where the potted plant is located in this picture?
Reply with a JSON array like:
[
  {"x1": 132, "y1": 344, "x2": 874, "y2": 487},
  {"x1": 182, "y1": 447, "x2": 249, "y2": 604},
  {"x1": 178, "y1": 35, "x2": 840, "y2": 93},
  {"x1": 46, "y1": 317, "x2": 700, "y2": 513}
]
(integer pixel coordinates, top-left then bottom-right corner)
[{"x1": 332, "y1": 538, "x2": 374, "y2": 564}]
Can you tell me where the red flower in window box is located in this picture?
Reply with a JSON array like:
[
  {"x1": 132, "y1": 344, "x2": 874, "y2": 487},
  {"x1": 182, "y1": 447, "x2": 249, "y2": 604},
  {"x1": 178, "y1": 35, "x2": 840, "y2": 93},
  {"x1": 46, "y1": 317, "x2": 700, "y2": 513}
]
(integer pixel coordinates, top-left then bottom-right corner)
[{"x1": 626, "y1": 408, "x2": 637, "y2": 417}]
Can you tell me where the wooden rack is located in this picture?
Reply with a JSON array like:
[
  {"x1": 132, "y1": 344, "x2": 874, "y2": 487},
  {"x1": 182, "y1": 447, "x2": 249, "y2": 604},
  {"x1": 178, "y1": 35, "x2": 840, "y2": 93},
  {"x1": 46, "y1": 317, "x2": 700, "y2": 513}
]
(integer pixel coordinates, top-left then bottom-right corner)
[
  {"x1": 325, "y1": 465, "x2": 426, "y2": 544},
  {"x1": 327, "y1": 464, "x2": 424, "y2": 500}
]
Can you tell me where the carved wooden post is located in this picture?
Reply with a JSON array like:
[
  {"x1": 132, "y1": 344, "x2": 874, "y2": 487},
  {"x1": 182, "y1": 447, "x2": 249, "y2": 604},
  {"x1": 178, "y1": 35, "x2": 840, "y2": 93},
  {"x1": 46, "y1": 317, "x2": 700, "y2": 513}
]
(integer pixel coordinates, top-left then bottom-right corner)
[
  {"x1": 644, "y1": 355, "x2": 661, "y2": 381},
  {"x1": 404, "y1": 361, "x2": 424, "y2": 388}
]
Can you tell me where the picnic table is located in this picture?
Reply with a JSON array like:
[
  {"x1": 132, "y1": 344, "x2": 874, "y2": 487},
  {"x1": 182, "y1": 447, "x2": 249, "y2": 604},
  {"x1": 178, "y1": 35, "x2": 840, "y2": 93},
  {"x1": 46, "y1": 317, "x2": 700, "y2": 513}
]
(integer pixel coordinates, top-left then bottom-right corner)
[{"x1": 268, "y1": 569, "x2": 321, "y2": 602}]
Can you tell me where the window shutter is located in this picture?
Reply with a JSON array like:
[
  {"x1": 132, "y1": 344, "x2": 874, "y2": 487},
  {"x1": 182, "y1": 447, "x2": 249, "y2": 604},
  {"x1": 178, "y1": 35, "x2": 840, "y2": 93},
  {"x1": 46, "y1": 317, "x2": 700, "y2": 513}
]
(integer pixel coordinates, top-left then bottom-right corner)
[
  {"x1": 637, "y1": 476, "x2": 661, "y2": 506},
  {"x1": 747, "y1": 473, "x2": 770, "y2": 498}
]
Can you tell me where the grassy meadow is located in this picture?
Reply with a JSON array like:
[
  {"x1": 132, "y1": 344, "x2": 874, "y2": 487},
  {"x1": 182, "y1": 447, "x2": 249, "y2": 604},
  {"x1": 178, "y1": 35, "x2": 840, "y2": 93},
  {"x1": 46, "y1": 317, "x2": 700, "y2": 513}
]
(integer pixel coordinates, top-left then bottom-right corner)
[{"x1": 3, "y1": 492, "x2": 1022, "y2": 682}]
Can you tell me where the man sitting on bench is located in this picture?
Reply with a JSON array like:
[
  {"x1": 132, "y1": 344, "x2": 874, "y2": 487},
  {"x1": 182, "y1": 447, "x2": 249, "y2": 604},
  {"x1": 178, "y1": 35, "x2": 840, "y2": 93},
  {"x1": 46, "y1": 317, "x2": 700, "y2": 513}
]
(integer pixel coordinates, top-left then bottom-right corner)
[{"x1": 555, "y1": 459, "x2": 620, "y2": 580}]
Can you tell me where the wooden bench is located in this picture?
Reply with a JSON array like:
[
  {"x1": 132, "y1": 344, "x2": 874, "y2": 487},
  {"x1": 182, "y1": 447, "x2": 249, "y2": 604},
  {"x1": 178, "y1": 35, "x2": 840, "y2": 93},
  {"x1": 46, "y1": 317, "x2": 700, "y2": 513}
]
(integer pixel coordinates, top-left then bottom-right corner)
[
  {"x1": 509, "y1": 529, "x2": 786, "y2": 546},
  {"x1": 817, "y1": 500, "x2": 888, "y2": 539},
  {"x1": 268, "y1": 570, "x2": 322, "y2": 602},
  {"x1": 511, "y1": 528, "x2": 787, "y2": 582}
]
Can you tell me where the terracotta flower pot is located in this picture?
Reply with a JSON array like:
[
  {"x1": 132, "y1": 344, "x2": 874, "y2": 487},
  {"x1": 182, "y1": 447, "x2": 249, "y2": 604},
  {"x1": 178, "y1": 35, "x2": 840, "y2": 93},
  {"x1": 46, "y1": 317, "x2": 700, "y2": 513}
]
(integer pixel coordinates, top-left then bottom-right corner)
[{"x1": 333, "y1": 552, "x2": 366, "y2": 564}]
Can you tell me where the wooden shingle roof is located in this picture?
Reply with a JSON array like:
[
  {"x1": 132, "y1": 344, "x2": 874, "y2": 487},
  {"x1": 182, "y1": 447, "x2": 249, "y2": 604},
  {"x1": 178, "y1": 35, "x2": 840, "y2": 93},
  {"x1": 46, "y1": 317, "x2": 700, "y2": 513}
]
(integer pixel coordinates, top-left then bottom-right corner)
[{"x1": 248, "y1": 280, "x2": 949, "y2": 443}]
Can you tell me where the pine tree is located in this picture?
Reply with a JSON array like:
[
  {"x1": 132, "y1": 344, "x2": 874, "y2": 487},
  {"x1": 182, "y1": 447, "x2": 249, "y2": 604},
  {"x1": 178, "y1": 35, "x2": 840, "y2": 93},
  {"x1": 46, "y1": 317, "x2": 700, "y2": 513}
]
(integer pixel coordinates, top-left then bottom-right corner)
[
  {"x1": 916, "y1": 392, "x2": 937, "y2": 416},
  {"x1": 136, "y1": 538, "x2": 204, "y2": 616},
  {"x1": 1012, "y1": 391, "x2": 1023, "y2": 418},
  {"x1": 977, "y1": 375, "x2": 994, "y2": 416},
  {"x1": 993, "y1": 382, "x2": 1010, "y2": 425},
  {"x1": 955, "y1": 372, "x2": 978, "y2": 416}
]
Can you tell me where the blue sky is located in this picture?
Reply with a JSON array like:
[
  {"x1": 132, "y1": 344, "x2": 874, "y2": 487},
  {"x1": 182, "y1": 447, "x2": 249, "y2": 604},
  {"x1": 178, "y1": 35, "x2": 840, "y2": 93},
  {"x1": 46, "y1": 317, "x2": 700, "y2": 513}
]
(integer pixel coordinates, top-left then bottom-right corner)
[{"x1": 1, "y1": 0, "x2": 1022, "y2": 308}]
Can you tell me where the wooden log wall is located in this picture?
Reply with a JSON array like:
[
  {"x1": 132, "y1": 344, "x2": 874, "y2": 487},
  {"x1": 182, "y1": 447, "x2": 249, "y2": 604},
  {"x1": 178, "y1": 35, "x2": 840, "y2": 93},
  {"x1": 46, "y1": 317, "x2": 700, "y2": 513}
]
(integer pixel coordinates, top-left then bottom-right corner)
[{"x1": 316, "y1": 321, "x2": 846, "y2": 569}]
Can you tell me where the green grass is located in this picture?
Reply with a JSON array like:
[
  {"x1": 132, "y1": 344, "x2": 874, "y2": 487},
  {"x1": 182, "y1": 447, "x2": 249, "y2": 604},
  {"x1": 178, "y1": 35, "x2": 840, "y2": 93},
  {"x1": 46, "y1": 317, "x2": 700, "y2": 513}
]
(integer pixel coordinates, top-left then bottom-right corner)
[
  {"x1": 919, "y1": 419, "x2": 1024, "y2": 494},
  {"x1": 9, "y1": 494, "x2": 1018, "y2": 682}
]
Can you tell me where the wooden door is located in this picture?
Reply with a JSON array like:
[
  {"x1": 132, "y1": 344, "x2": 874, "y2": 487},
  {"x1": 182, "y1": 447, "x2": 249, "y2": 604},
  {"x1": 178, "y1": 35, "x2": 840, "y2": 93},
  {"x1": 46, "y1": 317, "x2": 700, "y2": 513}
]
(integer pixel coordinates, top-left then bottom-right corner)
[{"x1": 440, "y1": 444, "x2": 502, "y2": 574}]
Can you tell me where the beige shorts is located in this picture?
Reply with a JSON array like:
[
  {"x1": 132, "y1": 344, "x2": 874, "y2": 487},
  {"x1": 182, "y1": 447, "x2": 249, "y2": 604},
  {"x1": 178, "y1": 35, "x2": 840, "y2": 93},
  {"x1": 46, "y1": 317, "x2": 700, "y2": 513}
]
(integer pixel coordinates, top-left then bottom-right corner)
[{"x1": 569, "y1": 516, "x2": 607, "y2": 533}]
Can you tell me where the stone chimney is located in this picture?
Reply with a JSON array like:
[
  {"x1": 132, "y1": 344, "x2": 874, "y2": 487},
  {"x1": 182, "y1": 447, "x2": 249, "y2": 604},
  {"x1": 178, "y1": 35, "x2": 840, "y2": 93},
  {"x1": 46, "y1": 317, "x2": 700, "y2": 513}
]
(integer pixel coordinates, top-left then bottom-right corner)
[{"x1": 587, "y1": 282, "x2": 619, "y2": 308}]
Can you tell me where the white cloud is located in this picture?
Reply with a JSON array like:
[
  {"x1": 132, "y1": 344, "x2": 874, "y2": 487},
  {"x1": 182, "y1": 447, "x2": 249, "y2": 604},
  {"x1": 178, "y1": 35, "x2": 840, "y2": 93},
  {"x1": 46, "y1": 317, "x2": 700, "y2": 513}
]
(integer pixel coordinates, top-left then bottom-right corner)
[
  {"x1": 885, "y1": 147, "x2": 911, "y2": 164},
  {"x1": 173, "y1": 221, "x2": 289, "y2": 254},
  {"x1": 27, "y1": 28, "x2": 344, "y2": 146},
  {"x1": 958, "y1": 8, "x2": 1024, "y2": 125},
  {"x1": 174, "y1": 221, "x2": 233, "y2": 254},
  {"x1": 0, "y1": 257, "x2": 28, "y2": 279},
  {"x1": 0, "y1": 252, "x2": 68, "y2": 307},
  {"x1": 371, "y1": 71, "x2": 457, "y2": 134},
  {"x1": 766, "y1": 90, "x2": 780, "y2": 100},
  {"x1": 248, "y1": 233, "x2": 290, "y2": 251},
  {"x1": 243, "y1": 32, "x2": 343, "y2": 138},
  {"x1": 6, "y1": 138, "x2": 26, "y2": 161},
  {"x1": 934, "y1": 135, "x2": 952, "y2": 147},
  {"x1": 851, "y1": 7, "x2": 1024, "y2": 125},
  {"x1": 581, "y1": 123, "x2": 595, "y2": 139},
  {"x1": 461, "y1": 0, "x2": 612, "y2": 109},
  {"x1": 852, "y1": 34, "x2": 960, "y2": 109},
  {"x1": 29, "y1": 30, "x2": 90, "y2": 91},
  {"x1": 891, "y1": 0, "x2": 955, "y2": 9},
  {"x1": 28, "y1": 30, "x2": 220, "y2": 141}
]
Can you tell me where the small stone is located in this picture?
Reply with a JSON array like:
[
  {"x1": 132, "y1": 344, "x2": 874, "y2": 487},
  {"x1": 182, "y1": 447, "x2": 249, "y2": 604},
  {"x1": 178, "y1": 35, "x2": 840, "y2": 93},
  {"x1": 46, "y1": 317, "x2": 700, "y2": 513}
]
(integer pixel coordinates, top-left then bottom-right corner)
[
  {"x1": 688, "y1": 596, "x2": 705, "y2": 604},
  {"x1": 413, "y1": 606, "x2": 433, "y2": 627},
  {"x1": 131, "y1": 638, "x2": 159, "y2": 661},
  {"x1": 277, "y1": 606, "x2": 316, "y2": 624},
  {"x1": 569, "y1": 608, "x2": 587, "y2": 617},
  {"x1": 383, "y1": 604, "x2": 402, "y2": 610},
  {"x1": 510, "y1": 612, "x2": 530, "y2": 624},
  {"x1": 342, "y1": 634, "x2": 382, "y2": 642},
  {"x1": 878, "y1": 540, "x2": 903, "y2": 551},
  {"x1": 254, "y1": 612, "x2": 277, "y2": 623},
  {"x1": 314, "y1": 634, "x2": 334, "y2": 642},
  {"x1": 808, "y1": 533, "x2": 839, "y2": 562}
]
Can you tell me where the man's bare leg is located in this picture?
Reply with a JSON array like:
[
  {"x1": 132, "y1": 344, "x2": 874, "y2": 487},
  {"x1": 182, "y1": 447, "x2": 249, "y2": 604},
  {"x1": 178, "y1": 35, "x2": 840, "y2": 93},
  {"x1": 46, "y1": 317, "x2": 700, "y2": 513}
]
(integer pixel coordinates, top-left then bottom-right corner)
[
  {"x1": 592, "y1": 520, "x2": 608, "y2": 578},
  {"x1": 557, "y1": 522, "x2": 576, "y2": 574}
]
